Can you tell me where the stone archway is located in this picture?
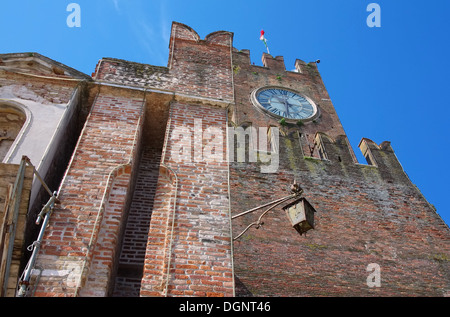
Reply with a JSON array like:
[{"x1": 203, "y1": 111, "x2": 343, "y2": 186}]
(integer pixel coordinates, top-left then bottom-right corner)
[{"x1": 0, "y1": 103, "x2": 26, "y2": 162}]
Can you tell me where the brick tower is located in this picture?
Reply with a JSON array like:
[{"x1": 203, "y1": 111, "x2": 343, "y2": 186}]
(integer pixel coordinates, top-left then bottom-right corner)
[
  {"x1": 229, "y1": 49, "x2": 450, "y2": 296},
  {"x1": 3, "y1": 22, "x2": 449, "y2": 297}
]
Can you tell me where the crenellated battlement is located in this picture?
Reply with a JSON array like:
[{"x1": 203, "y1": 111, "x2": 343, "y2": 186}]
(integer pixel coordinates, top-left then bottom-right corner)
[
  {"x1": 233, "y1": 48, "x2": 320, "y2": 75},
  {"x1": 313, "y1": 132, "x2": 357, "y2": 164},
  {"x1": 227, "y1": 120, "x2": 410, "y2": 185},
  {"x1": 94, "y1": 22, "x2": 235, "y2": 105},
  {"x1": 295, "y1": 131, "x2": 411, "y2": 184},
  {"x1": 261, "y1": 53, "x2": 286, "y2": 71},
  {"x1": 167, "y1": 22, "x2": 235, "y2": 103},
  {"x1": 169, "y1": 22, "x2": 234, "y2": 48},
  {"x1": 358, "y1": 138, "x2": 410, "y2": 183}
]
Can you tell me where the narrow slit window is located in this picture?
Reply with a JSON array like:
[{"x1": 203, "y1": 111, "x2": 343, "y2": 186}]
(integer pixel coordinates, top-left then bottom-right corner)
[{"x1": 365, "y1": 153, "x2": 373, "y2": 165}]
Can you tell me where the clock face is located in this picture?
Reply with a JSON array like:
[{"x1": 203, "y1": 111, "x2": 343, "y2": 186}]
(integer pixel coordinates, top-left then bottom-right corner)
[{"x1": 252, "y1": 87, "x2": 318, "y2": 122}]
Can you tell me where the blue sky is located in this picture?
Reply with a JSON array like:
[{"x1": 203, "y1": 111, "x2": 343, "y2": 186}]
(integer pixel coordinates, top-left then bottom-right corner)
[{"x1": 1, "y1": 0, "x2": 449, "y2": 227}]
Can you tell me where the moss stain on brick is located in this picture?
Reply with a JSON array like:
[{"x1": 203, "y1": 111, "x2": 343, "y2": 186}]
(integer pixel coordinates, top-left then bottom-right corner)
[
  {"x1": 306, "y1": 243, "x2": 328, "y2": 251},
  {"x1": 430, "y1": 253, "x2": 450, "y2": 262},
  {"x1": 360, "y1": 164, "x2": 382, "y2": 183},
  {"x1": 304, "y1": 156, "x2": 326, "y2": 174},
  {"x1": 284, "y1": 138, "x2": 298, "y2": 171}
]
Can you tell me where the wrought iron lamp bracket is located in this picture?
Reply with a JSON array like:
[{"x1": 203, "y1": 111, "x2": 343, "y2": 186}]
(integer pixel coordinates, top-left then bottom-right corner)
[{"x1": 232, "y1": 182, "x2": 303, "y2": 241}]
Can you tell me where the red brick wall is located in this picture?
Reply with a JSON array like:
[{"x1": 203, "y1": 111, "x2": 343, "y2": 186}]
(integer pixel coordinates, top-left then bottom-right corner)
[
  {"x1": 140, "y1": 102, "x2": 234, "y2": 297},
  {"x1": 32, "y1": 93, "x2": 145, "y2": 297},
  {"x1": 112, "y1": 147, "x2": 161, "y2": 297},
  {"x1": 80, "y1": 165, "x2": 132, "y2": 296},
  {"x1": 231, "y1": 145, "x2": 450, "y2": 296},
  {"x1": 229, "y1": 52, "x2": 450, "y2": 296}
]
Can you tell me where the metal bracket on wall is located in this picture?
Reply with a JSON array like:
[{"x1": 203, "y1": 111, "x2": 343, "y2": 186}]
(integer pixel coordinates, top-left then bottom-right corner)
[{"x1": 231, "y1": 182, "x2": 303, "y2": 241}]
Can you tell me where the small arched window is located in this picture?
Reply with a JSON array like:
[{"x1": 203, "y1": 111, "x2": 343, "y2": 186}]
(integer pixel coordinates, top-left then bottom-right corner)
[{"x1": 0, "y1": 103, "x2": 26, "y2": 162}]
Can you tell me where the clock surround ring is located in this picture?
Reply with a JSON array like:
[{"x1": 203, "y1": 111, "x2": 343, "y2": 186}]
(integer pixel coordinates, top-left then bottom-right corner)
[{"x1": 250, "y1": 86, "x2": 320, "y2": 123}]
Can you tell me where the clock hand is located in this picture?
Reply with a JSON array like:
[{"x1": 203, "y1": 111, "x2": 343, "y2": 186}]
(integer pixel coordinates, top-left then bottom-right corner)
[
  {"x1": 284, "y1": 99, "x2": 290, "y2": 116},
  {"x1": 287, "y1": 99, "x2": 299, "y2": 113},
  {"x1": 271, "y1": 97, "x2": 286, "y2": 110},
  {"x1": 275, "y1": 96, "x2": 290, "y2": 116}
]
